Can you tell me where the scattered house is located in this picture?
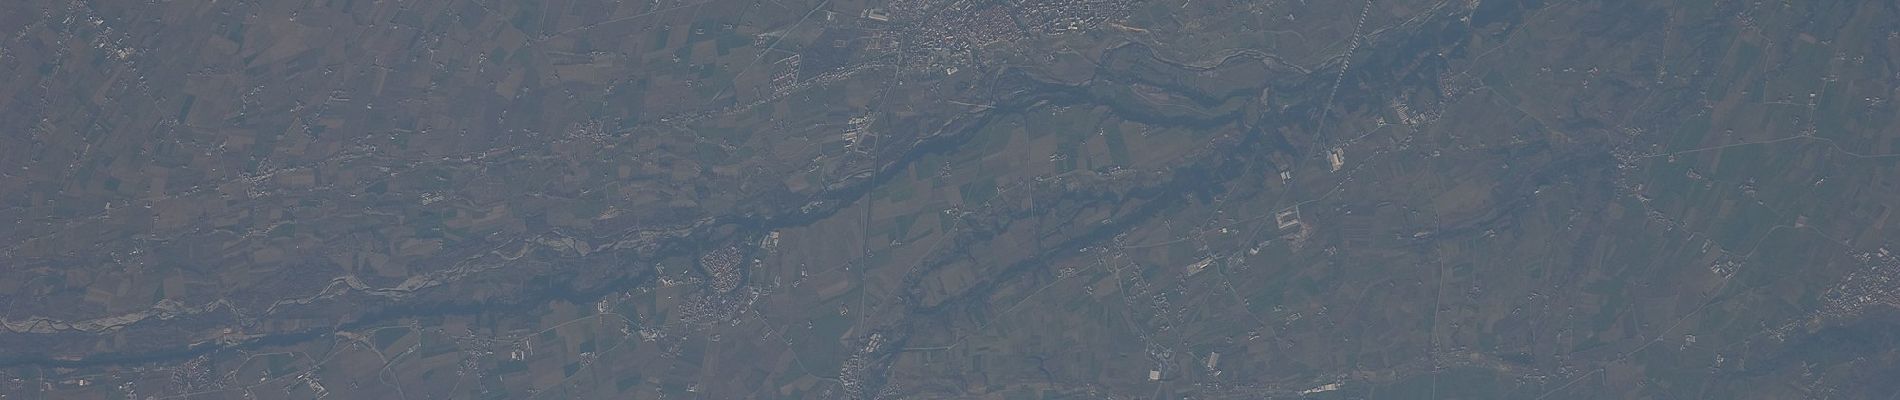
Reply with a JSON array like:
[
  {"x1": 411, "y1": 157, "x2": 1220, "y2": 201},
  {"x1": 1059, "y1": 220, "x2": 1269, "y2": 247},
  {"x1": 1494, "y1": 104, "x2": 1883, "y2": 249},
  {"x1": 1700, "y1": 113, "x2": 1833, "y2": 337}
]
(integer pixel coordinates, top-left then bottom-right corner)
[
  {"x1": 1301, "y1": 382, "x2": 1342, "y2": 395},
  {"x1": 1185, "y1": 257, "x2": 1214, "y2": 276},
  {"x1": 1276, "y1": 207, "x2": 1301, "y2": 230}
]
